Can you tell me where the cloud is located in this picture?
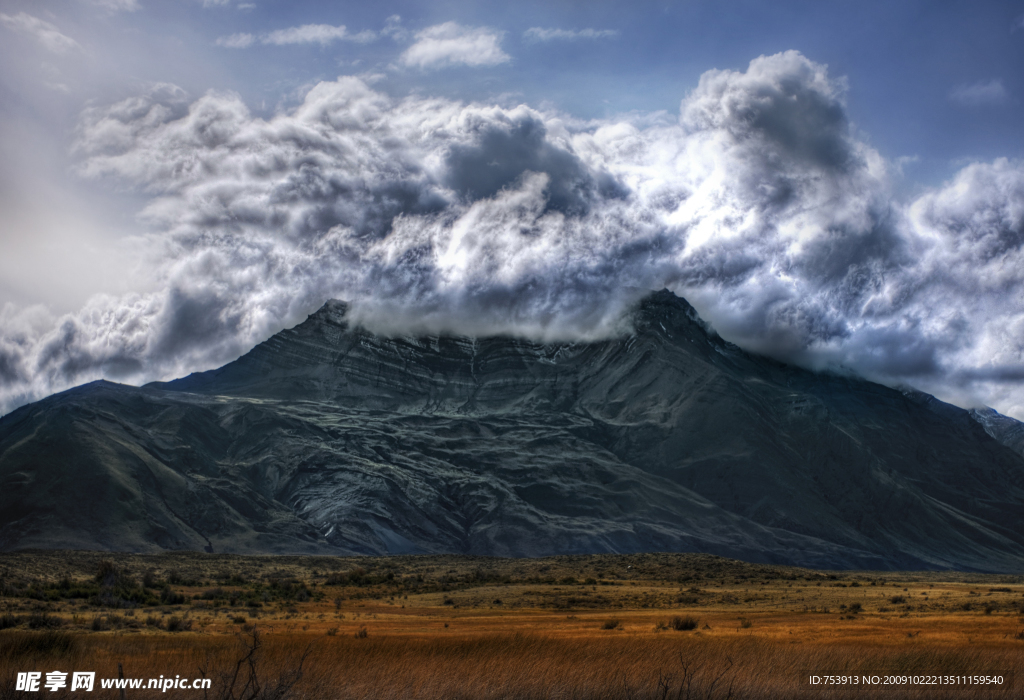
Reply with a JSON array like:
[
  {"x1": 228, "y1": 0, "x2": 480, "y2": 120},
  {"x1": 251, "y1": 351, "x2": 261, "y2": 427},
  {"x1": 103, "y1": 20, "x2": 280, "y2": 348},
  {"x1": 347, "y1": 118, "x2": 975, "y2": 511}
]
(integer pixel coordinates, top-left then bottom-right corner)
[
  {"x1": 523, "y1": 27, "x2": 618, "y2": 42},
  {"x1": 949, "y1": 79, "x2": 1008, "y2": 106},
  {"x1": 264, "y1": 24, "x2": 368, "y2": 46},
  {"x1": 400, "y1": 22, "x2": 509, "y2": 69},
  {"x1": 82, "y1": 0, "x2": 140, "y2": 10},
  {"x1": 217, "y1": 24, "x2": 376, "y2": 48},
  {"x1": 0, "y1": 13, "x2": 80, "y2": 54},
  {"x1": 6, "y1": 51, "x2": 1024, "y2": 421},
  {"x1": 381, "y1": 15, "x2": 408, "y2": 41},
  {"x1": 216, "y1": 33, "x2": 255, "y2": 48}
]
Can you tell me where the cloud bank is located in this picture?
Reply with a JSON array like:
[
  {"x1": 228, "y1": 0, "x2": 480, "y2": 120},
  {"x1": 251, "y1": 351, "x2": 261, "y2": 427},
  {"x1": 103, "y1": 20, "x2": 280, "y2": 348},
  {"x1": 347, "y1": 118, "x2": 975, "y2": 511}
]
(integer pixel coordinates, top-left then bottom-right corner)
[{"x1": 4, "y1": 51, "x2": 1024, "y2": 418}]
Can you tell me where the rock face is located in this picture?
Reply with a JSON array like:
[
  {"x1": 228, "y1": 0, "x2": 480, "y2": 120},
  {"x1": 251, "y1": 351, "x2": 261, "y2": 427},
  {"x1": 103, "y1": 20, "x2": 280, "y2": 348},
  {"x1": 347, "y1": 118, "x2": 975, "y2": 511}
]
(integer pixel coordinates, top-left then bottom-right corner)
[{"x1": 2, "y1": 290, "x2": 1024, "y2": 571}]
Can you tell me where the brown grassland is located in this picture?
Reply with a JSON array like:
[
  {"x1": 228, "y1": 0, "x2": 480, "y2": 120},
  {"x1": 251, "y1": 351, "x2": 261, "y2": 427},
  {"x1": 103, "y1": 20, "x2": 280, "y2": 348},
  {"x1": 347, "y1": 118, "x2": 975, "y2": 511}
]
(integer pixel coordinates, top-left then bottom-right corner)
[{"x1": 0, "y1": 551, "x2": 1022, "y2": 699}]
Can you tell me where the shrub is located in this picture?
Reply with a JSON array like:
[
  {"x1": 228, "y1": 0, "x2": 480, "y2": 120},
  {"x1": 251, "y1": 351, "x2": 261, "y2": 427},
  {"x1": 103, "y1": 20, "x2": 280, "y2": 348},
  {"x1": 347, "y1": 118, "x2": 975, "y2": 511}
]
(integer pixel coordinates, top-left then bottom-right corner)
[
  {"x1": 601, "y1": 619, "x2": 620, "y2": 630},
  {"x1": 354, "y1": 626, "x2": 368, "y2": 638},
  {"x1": 890, "y1": 595, "x2": 907, "y2": 604},
  {"x1": 27, "y1": 614, "x2": 63, "y2": 630},
  {"x1": 145, "y1": 616, "x2": 162, "y2": 628},
  {"x1": 165, "y1": 616, "x2": 192, "y2": 632},
  {"x1": 233, "y1": 616, "x2": 247, "y2": 624},
  {"x1": 848, "y1": 602, "x2": 863, "y2": 614},
  {"x1": 670, "y1": 615, "x2": 699, "y2": 631},
  {"x1": 0, "y1": 631, "x2": 78, "y2": 657},
  {"x1": 160, "y1": 586, "x2": 186, "y2": 605},
  {"x1": 201, "y1": 587, "x2": 225, "y2": 600},
  {"x1": 739, "y1": 618, "x2": 753, "y2": 629},
  {"x1": 0, "y1": 613, "x2": 22, "y2": 630},
  {"x1": 326, "y1": 627, "x2": 338, "y2": 636},
  {"x1": 91, "y1": 616, "x2": 108, "y2": 631},
  {"x1": 96, "y1": 561, "x2": 136, "y2": 589}
]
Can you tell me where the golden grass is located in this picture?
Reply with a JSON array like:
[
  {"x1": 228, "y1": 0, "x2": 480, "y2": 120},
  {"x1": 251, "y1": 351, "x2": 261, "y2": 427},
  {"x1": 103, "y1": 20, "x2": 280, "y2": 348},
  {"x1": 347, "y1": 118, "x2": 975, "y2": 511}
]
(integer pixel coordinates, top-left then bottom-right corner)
[
  {"x1": 2, "y1": 625, "x2": 1019, "y2": 699},
  {"x1": 1, "y1": 552, "x2": 1022, "y2": 699}
]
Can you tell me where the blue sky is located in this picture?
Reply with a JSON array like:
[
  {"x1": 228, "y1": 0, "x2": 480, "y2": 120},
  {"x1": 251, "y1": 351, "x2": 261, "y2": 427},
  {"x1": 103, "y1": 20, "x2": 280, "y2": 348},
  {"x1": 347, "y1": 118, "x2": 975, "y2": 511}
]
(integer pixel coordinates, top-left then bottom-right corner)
[
  {"x1": 3, "y1": 0, "x2": 1024, "y2": 418},
  {"x1": 5, "y1": 1, "x2": 1023, "y2": 176}
]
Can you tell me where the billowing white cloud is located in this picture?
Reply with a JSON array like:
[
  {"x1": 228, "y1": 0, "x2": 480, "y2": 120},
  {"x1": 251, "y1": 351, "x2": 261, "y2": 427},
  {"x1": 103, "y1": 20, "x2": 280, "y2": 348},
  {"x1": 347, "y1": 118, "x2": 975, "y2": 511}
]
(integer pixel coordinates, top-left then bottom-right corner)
[
  {"x1": 217, "y1": 24, "x2": 375, "y2": 48},
  {"x1": 950, "y1": 79, "x2": 1008, "y2": 106},
  {"x1": 523, "y1": 27, "x2": 618, "y2": 42},
  {"x1": 5, "y1": 51, "x2": 1024, "y2": 420},
  {"x1": 400, "y1": 22, "x2": 509, "y2": 69},
  {"x1": 0, "y1": 13, "x2": 80, "y2": 54}
]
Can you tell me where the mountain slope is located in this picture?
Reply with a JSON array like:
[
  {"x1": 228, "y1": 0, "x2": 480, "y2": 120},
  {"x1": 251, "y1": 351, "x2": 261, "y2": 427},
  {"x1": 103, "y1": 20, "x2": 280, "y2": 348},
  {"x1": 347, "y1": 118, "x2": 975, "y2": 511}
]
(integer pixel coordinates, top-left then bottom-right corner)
[{"x1": 2, "y1": 291, "x2": 1023, "y2": 571}]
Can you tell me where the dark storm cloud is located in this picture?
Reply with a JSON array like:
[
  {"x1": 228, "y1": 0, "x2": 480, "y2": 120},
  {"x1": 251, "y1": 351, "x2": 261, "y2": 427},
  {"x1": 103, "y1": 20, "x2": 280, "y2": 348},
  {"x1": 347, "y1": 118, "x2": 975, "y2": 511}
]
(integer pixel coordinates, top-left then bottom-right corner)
[
  {"x1": 444, "y1": 114, "x2": 626, "y2": 215},
  {"x1": 680, "y1": 51, "x2": 854, "y2": 175},
  {"x1": 4, "y1": 51, "x2": 1024, "y2": 417}
]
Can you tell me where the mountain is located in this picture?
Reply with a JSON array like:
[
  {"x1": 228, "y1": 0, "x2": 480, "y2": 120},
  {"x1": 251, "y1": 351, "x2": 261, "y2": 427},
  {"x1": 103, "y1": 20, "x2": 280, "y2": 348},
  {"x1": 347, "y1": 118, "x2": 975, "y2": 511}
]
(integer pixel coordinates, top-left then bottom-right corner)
[{"x1": 2, "y1": 290, "x2": 1024, "y2": 572}]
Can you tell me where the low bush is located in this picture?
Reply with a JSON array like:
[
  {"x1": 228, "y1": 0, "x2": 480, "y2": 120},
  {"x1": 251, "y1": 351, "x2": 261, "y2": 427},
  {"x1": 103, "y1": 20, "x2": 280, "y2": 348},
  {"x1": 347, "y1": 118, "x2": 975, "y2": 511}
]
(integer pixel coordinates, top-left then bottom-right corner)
[
  {"x1": 0, "y1": 631, "x2": 78, "y2": 657},
  {"x1": 0, "y1": 613, "x2": 22, "y2": 630},
  {"x1": 165, "y1": 616, "x2": 192, "y2": 632},
  {"x1": 160, "y1": 586, "x2": 186, "y2": 605},
  {"x1": 670, "y1": 615, "x2": 699, "y2": 631},
  {"x1": 26, "y1": 614, "x2": 63, "y2": 630}
]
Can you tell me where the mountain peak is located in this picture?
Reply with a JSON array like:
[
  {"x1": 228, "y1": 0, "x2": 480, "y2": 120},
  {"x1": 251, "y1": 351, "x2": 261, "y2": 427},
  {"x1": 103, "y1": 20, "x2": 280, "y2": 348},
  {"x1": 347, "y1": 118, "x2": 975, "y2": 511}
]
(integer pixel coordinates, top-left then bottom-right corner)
[
  {"x1": 4, "y1": 290, "x2": 1024, "y2": 571},
  {"x1": 309, "y1": 298, "x2": 350, "y2": 323}
]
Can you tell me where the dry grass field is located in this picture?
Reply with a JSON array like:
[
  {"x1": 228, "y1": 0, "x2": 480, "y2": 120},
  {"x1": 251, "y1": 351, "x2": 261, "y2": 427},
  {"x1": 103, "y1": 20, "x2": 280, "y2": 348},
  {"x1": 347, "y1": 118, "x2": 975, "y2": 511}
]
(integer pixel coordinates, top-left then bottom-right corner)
[{"x1": 1, "y1": 551, "x2": 1022, "y2": 699}]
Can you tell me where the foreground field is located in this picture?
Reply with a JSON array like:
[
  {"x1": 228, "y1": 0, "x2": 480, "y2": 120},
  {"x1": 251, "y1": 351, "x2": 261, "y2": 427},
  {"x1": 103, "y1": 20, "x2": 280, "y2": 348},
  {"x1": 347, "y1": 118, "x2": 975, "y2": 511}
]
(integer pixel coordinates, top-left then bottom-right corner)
[{"x1": 1, "y1": 551, "x2": 1022, "y2": 698}]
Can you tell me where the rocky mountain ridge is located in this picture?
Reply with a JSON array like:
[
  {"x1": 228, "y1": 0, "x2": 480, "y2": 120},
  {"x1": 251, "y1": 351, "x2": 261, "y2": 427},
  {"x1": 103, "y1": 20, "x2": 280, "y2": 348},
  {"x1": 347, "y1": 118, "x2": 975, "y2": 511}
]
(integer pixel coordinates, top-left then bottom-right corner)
[{"x1": 2, "y1": 290, "x2": 1023, "y2": 572}]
